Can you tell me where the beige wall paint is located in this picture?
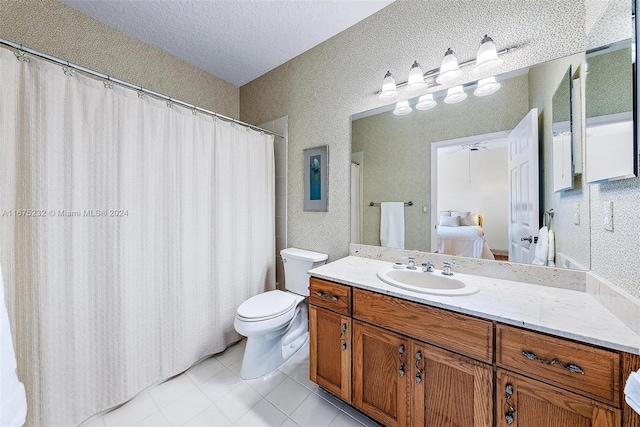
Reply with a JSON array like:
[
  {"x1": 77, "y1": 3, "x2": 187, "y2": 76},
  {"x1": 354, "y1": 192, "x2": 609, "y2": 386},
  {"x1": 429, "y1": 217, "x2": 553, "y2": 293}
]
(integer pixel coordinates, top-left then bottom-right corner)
[
  {"x1": 0, "y1": 0, "x2": 239, "y2": 118},
  {"x1": 240, "y1": 0, "x2": 585, "y2": 262}
]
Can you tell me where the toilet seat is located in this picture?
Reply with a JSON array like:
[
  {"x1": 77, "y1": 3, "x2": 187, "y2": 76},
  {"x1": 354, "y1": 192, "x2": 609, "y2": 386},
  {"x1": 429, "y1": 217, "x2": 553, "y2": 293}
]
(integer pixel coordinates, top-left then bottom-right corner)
[{"x1": 236, "y1": 290, "x2": 300, "y2": 322}]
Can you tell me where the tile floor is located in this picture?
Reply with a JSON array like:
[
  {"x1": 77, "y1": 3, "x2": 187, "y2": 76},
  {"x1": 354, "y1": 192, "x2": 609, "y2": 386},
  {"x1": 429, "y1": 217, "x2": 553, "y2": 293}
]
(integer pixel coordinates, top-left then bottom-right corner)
[{"x1": 82, "y1": 340, "x2": 381, "y2": 427}]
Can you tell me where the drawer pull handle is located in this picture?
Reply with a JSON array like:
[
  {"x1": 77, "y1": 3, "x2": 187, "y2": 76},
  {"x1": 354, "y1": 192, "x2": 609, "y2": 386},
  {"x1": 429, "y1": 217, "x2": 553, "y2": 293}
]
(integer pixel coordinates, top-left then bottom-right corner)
[
  {"x1": 522, "y1": 351, "x2": 585, "y2": 374},
  {"x1": 398, "y1": 345, "x2": 406, "y2": 377},
  {"x1": 339, "y1": 323, "x2": 347, "y2": 351},
  {"x1": 504, "y1": 383, "x2": 516, "y2": 425},
  {"x1": 415, "y1": 351, "x2": 423, "y2": 385},
  {"x1": 315, "y1": 291, "x2": 339, "y2": 302}
]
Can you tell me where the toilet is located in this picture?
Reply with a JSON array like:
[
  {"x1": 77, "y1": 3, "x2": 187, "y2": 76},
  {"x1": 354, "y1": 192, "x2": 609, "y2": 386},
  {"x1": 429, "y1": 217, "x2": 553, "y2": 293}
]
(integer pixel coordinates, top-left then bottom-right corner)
[{"x1": 234, "y1": 247, "x2": 328, "y2": 380}]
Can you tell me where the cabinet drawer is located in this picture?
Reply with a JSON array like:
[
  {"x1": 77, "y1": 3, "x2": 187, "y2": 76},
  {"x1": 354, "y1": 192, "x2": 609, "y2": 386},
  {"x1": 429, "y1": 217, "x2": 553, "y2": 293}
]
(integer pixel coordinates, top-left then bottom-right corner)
[
  {"x1": 353, "y1": 289, "x2": 493, "y2": 363},
  {"x1": 309, "y1": 278, "x2": 351, "y2": 315},
  {"x1": 496, "y1": 324, "x2": 620, "y2": 406}
]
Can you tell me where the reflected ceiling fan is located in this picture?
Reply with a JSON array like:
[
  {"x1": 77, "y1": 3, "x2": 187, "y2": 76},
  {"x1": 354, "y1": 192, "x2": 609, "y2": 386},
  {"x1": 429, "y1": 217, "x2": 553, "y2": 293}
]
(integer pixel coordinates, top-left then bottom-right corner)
[
  {"x1": 459, "y1": 142, "x2": 488, "y2": 183},
  {"x1": 460, "y1": 142, "x2": 489, "y2": 152}
]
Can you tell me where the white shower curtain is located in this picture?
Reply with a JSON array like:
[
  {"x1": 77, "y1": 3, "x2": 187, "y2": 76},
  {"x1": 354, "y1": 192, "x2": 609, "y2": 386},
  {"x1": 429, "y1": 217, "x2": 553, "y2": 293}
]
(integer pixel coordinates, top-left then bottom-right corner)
[{"x1": 0, "y1": 47, "x2": 275, "y2": 426}]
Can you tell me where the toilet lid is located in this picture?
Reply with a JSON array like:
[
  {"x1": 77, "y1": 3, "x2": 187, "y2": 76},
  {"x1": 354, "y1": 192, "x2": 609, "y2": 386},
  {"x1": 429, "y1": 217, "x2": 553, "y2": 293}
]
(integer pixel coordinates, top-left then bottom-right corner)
[{"x1": 237, "y1": 290, "x2": 298, "y2": 321}]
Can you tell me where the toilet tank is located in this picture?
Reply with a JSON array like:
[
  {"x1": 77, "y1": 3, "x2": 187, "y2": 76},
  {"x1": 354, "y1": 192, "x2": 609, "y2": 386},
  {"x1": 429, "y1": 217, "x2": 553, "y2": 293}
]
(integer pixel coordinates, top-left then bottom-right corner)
[{"x1": 280, "y1": 248, "x2": 328, "y2": 296}]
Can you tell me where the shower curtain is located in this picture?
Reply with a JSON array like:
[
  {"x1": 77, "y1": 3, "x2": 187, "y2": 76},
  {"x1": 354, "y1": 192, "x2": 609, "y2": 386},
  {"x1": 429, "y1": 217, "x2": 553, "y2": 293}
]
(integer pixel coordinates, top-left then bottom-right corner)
[{"x1": 0, "y1": 47, "x2": 275, "y2": 426}]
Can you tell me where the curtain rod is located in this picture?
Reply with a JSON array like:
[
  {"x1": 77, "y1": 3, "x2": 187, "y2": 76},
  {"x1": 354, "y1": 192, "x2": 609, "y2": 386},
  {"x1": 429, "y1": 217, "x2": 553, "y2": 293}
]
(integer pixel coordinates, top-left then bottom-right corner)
[{"x1": 0, "y1": 38, "x2": 284, "y2": 139}]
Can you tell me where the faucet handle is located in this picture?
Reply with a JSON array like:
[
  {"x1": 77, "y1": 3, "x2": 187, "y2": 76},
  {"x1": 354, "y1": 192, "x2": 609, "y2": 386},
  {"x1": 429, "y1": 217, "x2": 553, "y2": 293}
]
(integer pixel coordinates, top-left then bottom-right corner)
[
  {"x1": 443, "y1": 261, "x2": 458, "y2": 267},
  {"x1": 421, "y1": 262, "x2": 434, "y2": 272}
]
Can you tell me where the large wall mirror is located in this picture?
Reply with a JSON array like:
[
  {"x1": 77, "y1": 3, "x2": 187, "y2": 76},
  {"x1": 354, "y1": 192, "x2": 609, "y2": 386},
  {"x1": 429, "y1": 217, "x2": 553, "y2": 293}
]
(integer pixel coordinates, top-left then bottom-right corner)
[{"x1": 349, "y1": 0, "x2": 637, "y2": 271}]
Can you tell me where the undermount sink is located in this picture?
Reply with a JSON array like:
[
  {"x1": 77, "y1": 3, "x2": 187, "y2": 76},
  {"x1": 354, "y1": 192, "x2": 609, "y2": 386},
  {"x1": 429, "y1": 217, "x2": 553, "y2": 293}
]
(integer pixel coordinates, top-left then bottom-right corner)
[{"x1": 377, "y1": 268, "x2": 479, "y2": 296}]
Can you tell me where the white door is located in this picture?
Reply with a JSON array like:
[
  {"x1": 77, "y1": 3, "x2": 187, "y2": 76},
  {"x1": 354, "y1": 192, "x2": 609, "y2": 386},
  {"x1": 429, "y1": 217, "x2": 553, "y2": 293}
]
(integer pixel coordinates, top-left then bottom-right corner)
[{"x1": 508, "y1": 109, "x2": 539, "y2": 264}]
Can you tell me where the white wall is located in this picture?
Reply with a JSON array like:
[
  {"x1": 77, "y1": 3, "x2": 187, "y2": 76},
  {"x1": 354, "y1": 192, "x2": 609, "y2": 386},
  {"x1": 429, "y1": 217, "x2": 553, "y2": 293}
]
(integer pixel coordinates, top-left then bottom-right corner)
[{"x1": 437, "y1": 146, "x2": 509, "y2": 251}]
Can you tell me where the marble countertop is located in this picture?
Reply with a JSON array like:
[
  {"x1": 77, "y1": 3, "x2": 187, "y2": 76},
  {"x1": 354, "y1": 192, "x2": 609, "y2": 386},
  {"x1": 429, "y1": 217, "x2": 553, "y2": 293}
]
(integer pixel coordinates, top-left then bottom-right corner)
[{"x1": 309, "y1": 256, "x2": 640, "y2": 354}]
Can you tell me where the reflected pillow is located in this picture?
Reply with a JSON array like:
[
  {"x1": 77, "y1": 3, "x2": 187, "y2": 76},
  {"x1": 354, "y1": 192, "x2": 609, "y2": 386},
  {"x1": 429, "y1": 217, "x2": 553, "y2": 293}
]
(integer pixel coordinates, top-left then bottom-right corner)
[
  {"x1": 469, "y1": 213, "x2": 480, "y2": 226},
  {"x1": 451, "y1": 211, "x2": 471, "y2": 226},
  {"x1": 439, "y1": 211, "x2": 451, "y2": 217},
  {"x1": 439, "y1": 215, "x2": 461, "y2": 227}
]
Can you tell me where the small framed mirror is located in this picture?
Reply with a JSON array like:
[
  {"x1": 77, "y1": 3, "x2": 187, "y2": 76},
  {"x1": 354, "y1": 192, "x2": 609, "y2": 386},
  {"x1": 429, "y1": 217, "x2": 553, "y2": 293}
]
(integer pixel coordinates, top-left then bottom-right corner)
[{"x1": 552, "y1": 66, "x2": 574, "y2": 192}]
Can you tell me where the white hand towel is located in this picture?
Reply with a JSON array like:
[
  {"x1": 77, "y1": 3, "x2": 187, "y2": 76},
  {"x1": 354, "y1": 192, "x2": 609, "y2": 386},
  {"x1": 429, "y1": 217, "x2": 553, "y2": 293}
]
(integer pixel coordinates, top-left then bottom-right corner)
[
  {"x1": 625, "y1": 371, "x2": 640, "y2": 415},
  {"x1": 547, "y1": 229, "x2": 555, "y2": 267},
  {"x1": 531, "y1": 226, "x2": 549, "y2": 266},
  {"x1": 0, "y1": 263, "x2": 27, "y2": 427},
  {"x1": 380, "y1": 202, "x2": 405, "y2": 249}
]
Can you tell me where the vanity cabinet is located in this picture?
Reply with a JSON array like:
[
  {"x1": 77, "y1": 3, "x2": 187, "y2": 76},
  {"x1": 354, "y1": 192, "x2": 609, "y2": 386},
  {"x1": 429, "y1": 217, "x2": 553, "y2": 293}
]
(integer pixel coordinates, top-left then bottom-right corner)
[
  {"x1": 496, "y1": 324, "x2": 622, "y2": 426},
  {"x1": 496, "y1": 369, "x2": 621, "y2": 427},
  {"x1": 308, "y1": 279, "x2": 352, "y2": 403},
  {"x1": 352, "y1": 321, "x2": 411, "y2": 427},
  {"x1": 308, "y1": 277, "x2": 637, "y2": 427},
  {"x1": 412, "y1": 340, "x2": 493, "y2": 427},
  {"x1": 351, "y1": 287, "x2": 494, "y2": 426}
]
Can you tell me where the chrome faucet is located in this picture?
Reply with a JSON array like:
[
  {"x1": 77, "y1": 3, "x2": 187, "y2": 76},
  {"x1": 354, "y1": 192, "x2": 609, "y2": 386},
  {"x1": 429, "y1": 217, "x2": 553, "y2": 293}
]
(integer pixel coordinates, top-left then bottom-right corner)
[
  {"x1": 407, "y1": 257, "x2": 417, "y2": 270},
  {"x1": 442, "y1": 261, "x2": 457, "y2": 276},
  {"x1": 421, "y1": 262, "x2": 434, "y2": 272}
]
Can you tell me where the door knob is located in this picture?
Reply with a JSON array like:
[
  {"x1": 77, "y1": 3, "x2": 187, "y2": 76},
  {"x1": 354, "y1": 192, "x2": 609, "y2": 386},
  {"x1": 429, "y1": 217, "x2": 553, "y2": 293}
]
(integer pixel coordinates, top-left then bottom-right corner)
[{"x1": 521, "y1": 236, "x2": 533, "y2": 243}]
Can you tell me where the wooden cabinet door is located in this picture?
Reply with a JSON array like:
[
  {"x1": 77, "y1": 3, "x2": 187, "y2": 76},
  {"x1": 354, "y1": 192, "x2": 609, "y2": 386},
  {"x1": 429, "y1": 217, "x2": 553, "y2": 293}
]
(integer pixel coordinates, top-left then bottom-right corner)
[
  {"x1": 309, "y1": 305, "x2": 351, "y2": 403},
  {"x1": 496, "y1": 369, "x2": 621, "y2": 427},
  {"x1": 412, "y1": 341, "x2": 493, "y2": 427},
  {"x1": 353, "y1": 321, "x2": 411, "y2": 427}
]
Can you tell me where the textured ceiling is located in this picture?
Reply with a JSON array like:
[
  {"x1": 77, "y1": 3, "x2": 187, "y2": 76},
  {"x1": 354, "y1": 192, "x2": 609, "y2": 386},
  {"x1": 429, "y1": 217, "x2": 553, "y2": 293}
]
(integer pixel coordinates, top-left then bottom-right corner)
[{"x1": 58, "y1": 0, "x2": 394, "y2": 87}]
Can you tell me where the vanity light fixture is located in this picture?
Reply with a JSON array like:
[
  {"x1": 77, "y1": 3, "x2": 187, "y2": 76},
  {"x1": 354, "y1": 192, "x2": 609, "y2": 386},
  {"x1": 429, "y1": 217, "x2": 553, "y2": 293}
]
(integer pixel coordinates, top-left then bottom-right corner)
[
  {"x1": 393, "y1": 100, "x2": 413, "y2": 116},
  {"x1": 444, "y1": 85, "x2": 467, "y2": 104},
  {"x1": 378, "y1": 71, "x2": 399, "y2": 101},
  {"x1": 435, "y1": 48, "x2": 463, "y2": 84},
  {"x1": 473, "y1": 76, "x2": 501, "y2": 97},
  {"x1": 407, "y1": 60, "x2": 428, "y2": 90},
  {"x1": 472, "y1": 35, "x2": 504, "y2": 74},
  {"x1": 415, "y1": 93, "x2": 437, "y2": 110}
]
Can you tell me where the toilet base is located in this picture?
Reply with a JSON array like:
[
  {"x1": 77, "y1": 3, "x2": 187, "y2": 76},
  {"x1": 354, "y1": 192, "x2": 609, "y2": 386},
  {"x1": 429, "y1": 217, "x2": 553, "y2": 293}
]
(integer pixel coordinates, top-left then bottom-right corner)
[
  {"x1": 239, "y1": 332, "x2": 308, "y2": 380},
  {"x1": 238, "y1": 303, "x2": 309, "y2": 380}
]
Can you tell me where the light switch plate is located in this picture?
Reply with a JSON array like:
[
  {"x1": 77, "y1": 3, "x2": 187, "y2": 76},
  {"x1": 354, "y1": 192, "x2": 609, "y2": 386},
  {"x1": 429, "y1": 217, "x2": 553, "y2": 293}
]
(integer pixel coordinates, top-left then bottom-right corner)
[
  {"x1": 604, "y1": 201, "x2": 613, "y2": 231},
  {"x1": 573, "y1": 203, "x2": 580, "y2": 225}
]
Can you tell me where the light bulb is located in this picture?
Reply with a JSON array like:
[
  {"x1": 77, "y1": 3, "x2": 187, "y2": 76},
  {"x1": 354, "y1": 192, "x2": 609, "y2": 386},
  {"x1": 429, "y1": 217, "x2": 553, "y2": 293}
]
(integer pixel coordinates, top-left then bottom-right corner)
[
  {"x1": 473, "y1": 35, "x2": 504, "y2": 74},
  {"x1": 436, "y1": 48, "x2": 463, "y2": 84},
  {"x1": 407, "y1": 61, "x2": 427, "y2": 90},
  {"x1": 393, "y1": 100, "x2": 412, "y2": 116},
  {"x1": 444, "y1": 86, "x2": 467, "y2": 104},
  {"x1": 379, "y1": 71, "x2": 399, "y2": 101},
  {"x1": 474, "y1": 77, "x2": 501, "y2": 97},
  {"x1": 415, "y1": 94, "x2": 437, "y2": 110}
]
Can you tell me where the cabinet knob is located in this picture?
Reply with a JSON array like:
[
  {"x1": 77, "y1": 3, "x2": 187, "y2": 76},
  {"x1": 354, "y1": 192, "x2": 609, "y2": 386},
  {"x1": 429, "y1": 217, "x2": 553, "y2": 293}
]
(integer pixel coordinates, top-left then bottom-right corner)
[
  {"x1": 505, "y1": 412, "x2": 514, "y2": 425},
  {"x1": 339, "y1": 323, "x2": 347, "y2": 351},
  {"x1": 398, "y1": 345, "x2": 406, "y2": 377},
  {"x1": 415, "y1": 351, "x2": 424, "y2": 386},
  {"x1": 504, "y1": 383, "x2": 516, "y2": 425}
]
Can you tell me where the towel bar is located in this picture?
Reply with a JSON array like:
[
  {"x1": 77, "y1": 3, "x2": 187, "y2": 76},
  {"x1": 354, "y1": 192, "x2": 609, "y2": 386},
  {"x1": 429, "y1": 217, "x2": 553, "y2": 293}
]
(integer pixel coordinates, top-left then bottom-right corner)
[{"x1": 369, "y1": 201, "x2": 413, "y2": 207}]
